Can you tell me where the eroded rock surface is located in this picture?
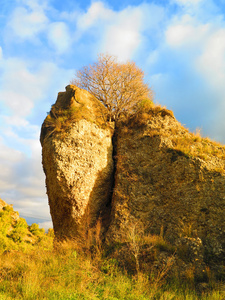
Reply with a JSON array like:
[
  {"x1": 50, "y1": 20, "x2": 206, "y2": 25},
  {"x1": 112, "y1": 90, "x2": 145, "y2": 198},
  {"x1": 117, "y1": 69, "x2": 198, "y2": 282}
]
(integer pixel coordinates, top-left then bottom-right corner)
[
  {"x1": 41, "y1": 85, "x2": 114, "y2": 240},
  {"x1": 106, "y1": 109, "x2": 225, "y2": 263},
  {"x1": 41, "y1": 86, "x2": 225, "y2": 266}
]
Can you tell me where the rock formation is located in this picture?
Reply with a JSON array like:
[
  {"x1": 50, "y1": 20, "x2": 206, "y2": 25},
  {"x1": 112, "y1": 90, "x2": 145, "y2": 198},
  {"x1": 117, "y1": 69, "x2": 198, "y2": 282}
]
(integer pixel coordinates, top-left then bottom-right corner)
[
  {"x1": 41, "y1": 85, "x2": 114, "y2": 240},
  {"x1": 41, "y1": 85, "x2": 225, "y2": 267},
  {"x1": 107, "y1": 108, "x2": 225, "y2": 264}
]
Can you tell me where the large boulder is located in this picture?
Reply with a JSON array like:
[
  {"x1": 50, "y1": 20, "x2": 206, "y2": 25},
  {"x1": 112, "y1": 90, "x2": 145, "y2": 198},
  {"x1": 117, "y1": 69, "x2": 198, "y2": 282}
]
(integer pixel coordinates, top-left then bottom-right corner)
[
  {"x1": 40, "y1": 85, "x2": 114, "y2": 240},
  {"x1": 107, "y1": 107, "x2": 225, "y2": 263}
]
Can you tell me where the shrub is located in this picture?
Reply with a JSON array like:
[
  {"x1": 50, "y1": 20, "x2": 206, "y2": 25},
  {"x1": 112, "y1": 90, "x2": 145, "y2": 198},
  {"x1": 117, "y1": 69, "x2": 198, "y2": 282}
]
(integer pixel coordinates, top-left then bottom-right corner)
[
  {"x1": 29, "y1": 223, "x2": 45, "y2": 237},
  {"x1": 9, "y1": 218, "x2": 28, "y2": 242}
]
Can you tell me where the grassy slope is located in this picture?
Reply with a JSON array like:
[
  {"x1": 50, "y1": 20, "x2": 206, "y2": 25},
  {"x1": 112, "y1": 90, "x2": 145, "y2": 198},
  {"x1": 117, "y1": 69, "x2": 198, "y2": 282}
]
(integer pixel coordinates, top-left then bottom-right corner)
[{"x1": 0, "y1": 244, "x2": 224, "y2": 300}]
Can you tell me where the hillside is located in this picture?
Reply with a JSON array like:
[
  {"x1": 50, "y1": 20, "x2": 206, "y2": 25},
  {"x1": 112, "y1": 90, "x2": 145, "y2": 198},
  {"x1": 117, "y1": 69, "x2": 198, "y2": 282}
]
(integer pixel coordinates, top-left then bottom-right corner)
[{"x1": 0, "y1": 198, "x2": 53, "y2": 253}]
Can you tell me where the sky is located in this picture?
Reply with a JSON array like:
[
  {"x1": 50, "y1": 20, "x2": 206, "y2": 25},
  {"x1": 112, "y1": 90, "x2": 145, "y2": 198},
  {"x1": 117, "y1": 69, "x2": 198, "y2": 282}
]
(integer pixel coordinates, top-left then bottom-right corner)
[{"x1": 1, "y1": 0, "x2": 225, "y2": 230}]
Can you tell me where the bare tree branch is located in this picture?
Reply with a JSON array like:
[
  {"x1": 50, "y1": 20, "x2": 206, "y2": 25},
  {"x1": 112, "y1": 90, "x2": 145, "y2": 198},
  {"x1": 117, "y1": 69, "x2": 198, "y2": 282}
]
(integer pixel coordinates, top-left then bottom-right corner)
[{"x1": 71, "y1": 53, "x2": 153, "y2": 122}]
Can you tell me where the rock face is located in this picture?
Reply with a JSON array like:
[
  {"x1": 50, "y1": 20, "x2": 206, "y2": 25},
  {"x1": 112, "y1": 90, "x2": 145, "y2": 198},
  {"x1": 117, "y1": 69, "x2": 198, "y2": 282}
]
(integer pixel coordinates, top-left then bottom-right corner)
[
  {"x1": 107, "y1": 109, "x2": 225, "y2": 263},
  {"x1": 41, "y1": 85, "x2": 114, "y2": 239},
  {"x1": 41, "y1": 86, "x2": 225, "y2": 265}
]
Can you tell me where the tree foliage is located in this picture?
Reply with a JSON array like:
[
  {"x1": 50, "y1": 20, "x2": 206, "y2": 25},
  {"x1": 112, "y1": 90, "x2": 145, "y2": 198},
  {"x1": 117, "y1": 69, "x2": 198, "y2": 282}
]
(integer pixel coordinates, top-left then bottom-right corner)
[{"x1": 72, "y1": 54, "x2": 153, "y2": 122}]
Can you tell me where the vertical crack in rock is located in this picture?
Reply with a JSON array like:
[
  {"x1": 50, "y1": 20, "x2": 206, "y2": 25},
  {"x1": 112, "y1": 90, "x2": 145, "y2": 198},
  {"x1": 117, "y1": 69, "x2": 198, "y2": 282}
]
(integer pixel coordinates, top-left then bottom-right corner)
[{"x1": 100, "y1": 125, "x2": 118, "y2": 237}]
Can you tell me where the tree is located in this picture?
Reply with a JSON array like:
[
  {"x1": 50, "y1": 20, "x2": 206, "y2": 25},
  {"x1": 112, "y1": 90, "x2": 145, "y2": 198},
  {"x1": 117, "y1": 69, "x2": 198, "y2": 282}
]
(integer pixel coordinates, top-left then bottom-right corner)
[{"x1": 72, "y1": 54, "x2": 153, "y2": 122}]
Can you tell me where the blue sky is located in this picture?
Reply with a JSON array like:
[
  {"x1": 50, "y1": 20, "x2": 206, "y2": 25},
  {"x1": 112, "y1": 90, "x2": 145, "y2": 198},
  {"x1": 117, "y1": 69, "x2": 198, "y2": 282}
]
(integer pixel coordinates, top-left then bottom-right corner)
[{"x1": 1, "y1": 0, "x2": 225, "y2": 229}]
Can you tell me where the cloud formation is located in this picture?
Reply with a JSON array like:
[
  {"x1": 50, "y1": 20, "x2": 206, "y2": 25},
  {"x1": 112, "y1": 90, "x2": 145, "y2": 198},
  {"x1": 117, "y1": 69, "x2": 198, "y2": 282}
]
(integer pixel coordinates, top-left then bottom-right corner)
[
  {"x1": 174, "y1": 0, "x2": 203, "y2": 5},
  {"x1": 48, "y1": 22, "x2": 71, "y2": 54},
  {"x1": 8, "y1": 4, "x2": 48, "y2": 40}
]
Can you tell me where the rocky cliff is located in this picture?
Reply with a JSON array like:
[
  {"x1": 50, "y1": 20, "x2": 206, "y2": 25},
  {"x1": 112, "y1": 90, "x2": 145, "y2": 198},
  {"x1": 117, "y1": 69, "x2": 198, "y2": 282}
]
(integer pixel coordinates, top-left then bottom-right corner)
[
  {"x1": 41, "y1": 85, "x2": 225, "y2": 268},
  {"x1": 107, "y1": 108, "x2": 225, "y2": 264}
]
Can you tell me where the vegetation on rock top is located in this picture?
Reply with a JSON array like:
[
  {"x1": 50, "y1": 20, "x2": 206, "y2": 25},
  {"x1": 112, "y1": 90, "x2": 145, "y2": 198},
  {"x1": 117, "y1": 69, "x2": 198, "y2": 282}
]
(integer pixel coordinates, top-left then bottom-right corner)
[{"x1": 72, "y1": 53, "x2": 153, "y2": 122}]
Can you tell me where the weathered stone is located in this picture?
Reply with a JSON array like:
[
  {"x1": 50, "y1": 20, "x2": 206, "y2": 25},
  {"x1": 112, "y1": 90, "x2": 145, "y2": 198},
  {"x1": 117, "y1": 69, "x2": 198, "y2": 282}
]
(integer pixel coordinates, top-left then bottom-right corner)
[
  {"x1": 41, "y1": 85, "x2": 114, "y2": 240},
  {"x1": 106, "y1": 109, "x2": 225, "y2": 264}
]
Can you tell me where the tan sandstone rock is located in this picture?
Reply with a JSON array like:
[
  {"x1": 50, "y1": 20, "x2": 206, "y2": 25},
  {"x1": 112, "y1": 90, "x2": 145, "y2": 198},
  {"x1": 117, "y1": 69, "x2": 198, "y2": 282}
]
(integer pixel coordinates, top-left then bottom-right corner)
[
  {"x1": 40, "y1": 85, "x2": 114, "y2": 240},
  {"x1": 106, "y1": 107, "x2": 225, "y2": 262}
]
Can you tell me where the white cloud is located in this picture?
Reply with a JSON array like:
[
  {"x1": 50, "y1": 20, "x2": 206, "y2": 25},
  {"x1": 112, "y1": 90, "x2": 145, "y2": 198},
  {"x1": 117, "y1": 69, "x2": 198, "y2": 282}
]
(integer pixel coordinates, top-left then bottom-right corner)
[
  {"x1": 77, "y1": 1, "x2": 114, "y2": 30},
  {"x1": 0, "y1": 138, "x2": 23, "y2": 163},
  {"x1": 47, "y1": 22, "x2": 71, "y2": 54},
  {"x1": 4, "y1": 116, "x2": 29, "y2": 128},
  {"x1": 8, "y1": 6, "x2": 48, "y2": 40},
  {"x1": 166, "y1": 15, "x2": 209, "y2": 48},
  {"x1": 39, "y1": 221, "x2": 53, "y2": 231},
  {"x1": 166, "y1": 11, "x2": 225, "y2": 99},
  {"x1": 0, "y1": 58, "x2": 40, "y2": 116},
  {"x1": 18, "y1": 0, "x2": 48, "y2": 11},
  {"x1": 0, "y1": 140, "x2": 24, "y2": 198},
  {"x1": 102, "y1": 7, "x2": 143, "y2": 60},
  {"x1": 66, "y1": 2, "x2": 164, "y2": 62},
  {"x1": 173, "y1": 0, "x2": 203, "y2": 6},
  {"x1": 196, "y1": 28, "x2": 225, "y2": 94},
  {"x1": 0, "y1": 47, "x2": 2, "y2": 60},
  {"x1": 162, "y1": 1, "x2": 225, "y2": 144},
  {"x1": 0, "y1": 58, "x2": 72, "y2": 117},
  {"x1": 0, "y1": 56, "x2": 73, "y2": 224},
  {"x1": 75, "y1": 2, "x2": 157, "y2": 61},
  {"x1": 1, "y1": 91, "x2": 34, "y2": 117},
  {"x1": 0, "y1": 133, "x2": 49, "y2": 220}
]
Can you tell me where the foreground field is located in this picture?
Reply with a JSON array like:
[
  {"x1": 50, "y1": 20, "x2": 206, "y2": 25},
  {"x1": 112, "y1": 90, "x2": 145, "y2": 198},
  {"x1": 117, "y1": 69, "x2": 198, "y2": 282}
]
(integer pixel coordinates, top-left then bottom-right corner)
[
  {"x1": 0, "y1": 242, "x2": 224, "y2": 300},
  {"x1": 0, "y1": 201, "x2": 224, "y2": 299}
]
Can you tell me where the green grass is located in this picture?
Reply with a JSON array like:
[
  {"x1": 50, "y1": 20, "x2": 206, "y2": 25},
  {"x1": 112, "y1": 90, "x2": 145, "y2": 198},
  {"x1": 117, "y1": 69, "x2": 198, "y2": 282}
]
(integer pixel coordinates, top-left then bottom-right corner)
[
  {"x1": 0, "y1": 243, "x2": 224, "y2": 300},
  {"x1": 0, "y1": 201, "x2": 224, "y2": 299}
]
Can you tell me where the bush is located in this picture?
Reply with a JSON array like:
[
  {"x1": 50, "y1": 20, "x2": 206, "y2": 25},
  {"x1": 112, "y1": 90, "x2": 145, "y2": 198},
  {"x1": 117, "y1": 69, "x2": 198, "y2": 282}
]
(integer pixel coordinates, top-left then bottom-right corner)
[
  {"x1": 29, "y1": 223, "x2": 45, "y2": 237},
  {"x1": 9, "y1": 218, "x2": 28, "y2": 242}
]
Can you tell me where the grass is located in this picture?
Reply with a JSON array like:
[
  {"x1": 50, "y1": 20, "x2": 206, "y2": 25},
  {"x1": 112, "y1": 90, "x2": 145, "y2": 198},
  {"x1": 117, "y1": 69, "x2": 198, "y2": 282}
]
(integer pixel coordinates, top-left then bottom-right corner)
[
  {"x1": 171, "y1": 130, "x2": 225, "y2": 164},
  {"x1": 0, "y1": 244, "x2": 224, "y2": 300},
  {"x1": 119, "y1": 103, "x2": 225, "y2": 165},
  {"x1": 0, "y1": 201, "x2": 224, "y2": 299}
]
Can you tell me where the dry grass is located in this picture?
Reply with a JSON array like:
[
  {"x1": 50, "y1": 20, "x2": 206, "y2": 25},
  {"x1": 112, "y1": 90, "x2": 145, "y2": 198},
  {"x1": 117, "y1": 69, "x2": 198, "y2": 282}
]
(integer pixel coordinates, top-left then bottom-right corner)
[
  {"x1": 118, "y1": 101, "x2": 225, "y2": 166},
  {"x1": 43, "y1": 97, "x2": 112, "y2": 142},
  {"x1": 121, "y1": 104, "x2": 174, "y2": 129},
  {"x1": 171, "y1": 129, "x2": 225, "y2": 164},
  {"x1": 0, "y1": 231, "x2": 224, "y2": 300}
]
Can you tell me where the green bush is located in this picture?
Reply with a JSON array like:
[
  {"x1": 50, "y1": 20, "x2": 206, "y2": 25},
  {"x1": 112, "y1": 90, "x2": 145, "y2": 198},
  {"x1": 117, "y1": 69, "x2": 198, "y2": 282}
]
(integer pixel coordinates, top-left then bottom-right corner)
[
  {"x1": 9, "y1": 218, "x2": 28, "y2": 242},
  {"x1": 29, "y1": 223, "x2": 45, "y2": 237},
  {"x1": 0, "y1": 207, "x2": 15, "y2": 235}
]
